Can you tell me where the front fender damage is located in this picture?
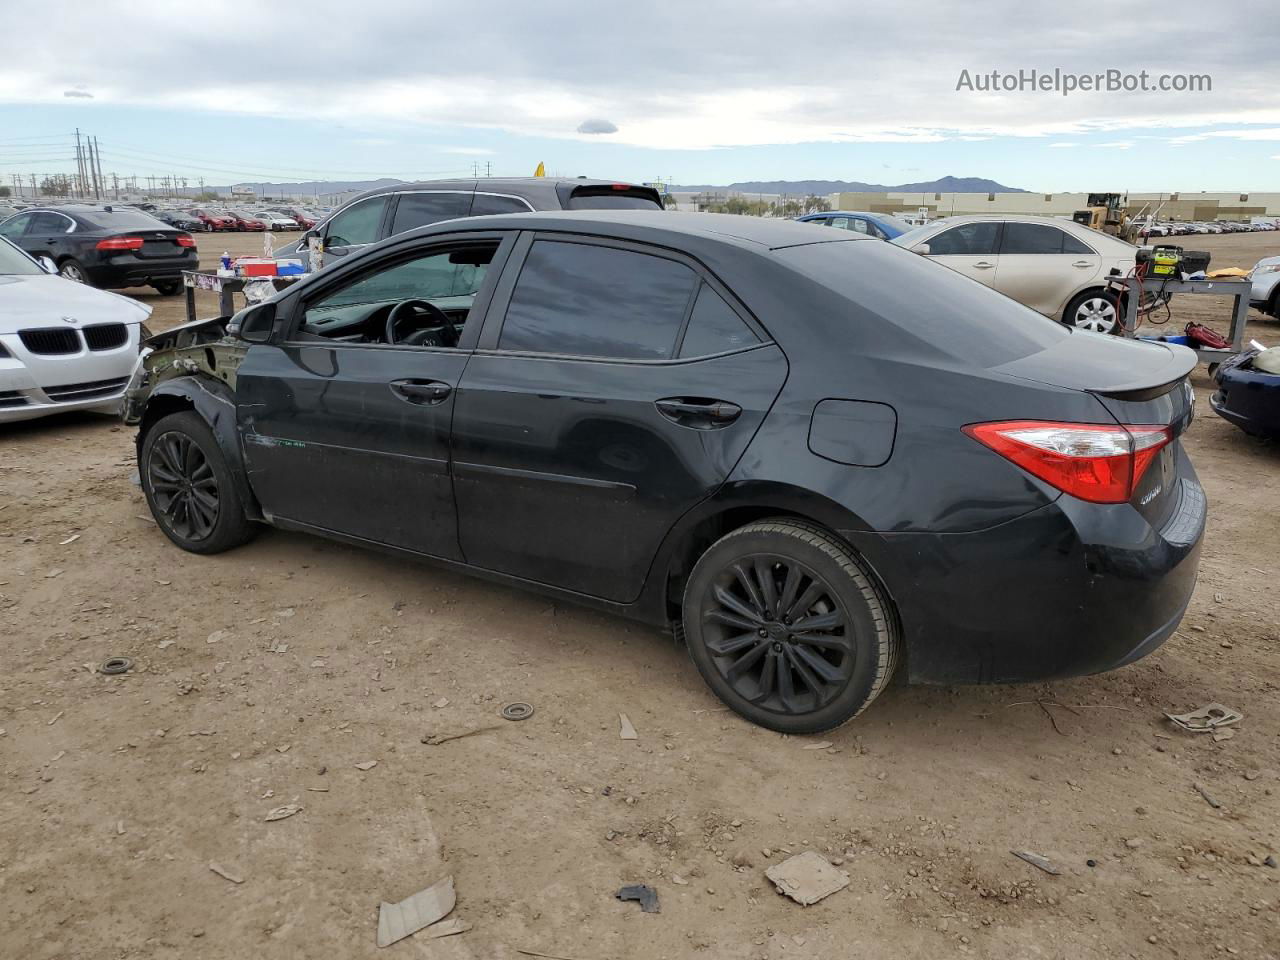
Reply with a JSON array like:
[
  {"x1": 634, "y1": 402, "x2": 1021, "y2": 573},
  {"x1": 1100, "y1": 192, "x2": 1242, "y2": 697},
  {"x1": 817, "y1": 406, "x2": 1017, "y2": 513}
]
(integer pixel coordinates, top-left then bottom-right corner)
[{"x1": 122, "y1": 317, "x2": 247, "y2": 425}]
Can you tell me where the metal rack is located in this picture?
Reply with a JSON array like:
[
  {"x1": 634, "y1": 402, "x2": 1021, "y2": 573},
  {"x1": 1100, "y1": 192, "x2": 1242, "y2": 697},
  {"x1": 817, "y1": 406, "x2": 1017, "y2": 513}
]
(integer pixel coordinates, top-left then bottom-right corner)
[
  {"x1": 1116, "y1": 276, "x2": 1252, "y2": 362},
  {"x1": 181, "y1": 270, "x2": 305, "y2": 325}
]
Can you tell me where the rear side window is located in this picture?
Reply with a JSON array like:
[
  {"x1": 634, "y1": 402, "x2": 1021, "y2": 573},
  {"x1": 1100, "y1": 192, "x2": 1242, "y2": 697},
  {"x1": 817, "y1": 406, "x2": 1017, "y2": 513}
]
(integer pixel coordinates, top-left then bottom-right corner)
[
  {"x1": 390, "y1": 192, "x2": 472, "y2": 234},
  {"x1": 1001, "y1": 222, "x2": 1072, "y2": 254},
  {"x1": 81, "y1": 209, "x2": 166, "y2": 230},
  {"x1": 678, "y1": 284, "x2": 760, "y2": 358},
  {"x1": 29, "y1": 212, "x2": 73, "y2": 233},
  {"x1": 928, "y1": 222, "x2": 1000, "y2": 256},
  {"x1": 471, "y1": 194, "x2": 533, "y2": 216},
  {"x1": 1060, "y1": 232, "x2": 1094, "y2": 255},
  {"x1": 563, "y1": 185, "x2": 663, "y2": 210},
  {"x1": 775, "y1": 239, "x2": 1068, "y2": 368},
  {"x1": 324, "y1": 196, "x2": 387, "y2": 247},
  {"x1": 499, "y1": 241, "x2": 695, "y2": 359}
]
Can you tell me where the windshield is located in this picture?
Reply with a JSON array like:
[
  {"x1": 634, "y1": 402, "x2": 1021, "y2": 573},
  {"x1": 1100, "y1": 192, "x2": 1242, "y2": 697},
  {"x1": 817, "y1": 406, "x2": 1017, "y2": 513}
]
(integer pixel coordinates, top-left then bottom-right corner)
[
  {"x1": 0, "y1": 237, "x2": 44, "y2": 275},
  {"x1": 890, "y1": 223, "x2": 935, "y2": 248},
  {"x1": 875, "y1": 214, "x2": 914, "y2": 236}
]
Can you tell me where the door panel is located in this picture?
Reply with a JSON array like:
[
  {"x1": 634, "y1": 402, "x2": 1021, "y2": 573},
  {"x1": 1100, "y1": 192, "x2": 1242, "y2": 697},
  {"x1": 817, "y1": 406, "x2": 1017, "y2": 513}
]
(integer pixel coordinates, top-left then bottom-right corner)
[
  {"x1": 994, "y1": 221, "x2": 1101, "y2": 316},
  {"x1": 237, "y1": 344, "x2": 467, "y2": 557},
  {"x1": 925, "y1": 221, "x2": 1001, "y2": 286},
  {"x1": 451, "y1": 346, "x2": 787, "y2": 602}
]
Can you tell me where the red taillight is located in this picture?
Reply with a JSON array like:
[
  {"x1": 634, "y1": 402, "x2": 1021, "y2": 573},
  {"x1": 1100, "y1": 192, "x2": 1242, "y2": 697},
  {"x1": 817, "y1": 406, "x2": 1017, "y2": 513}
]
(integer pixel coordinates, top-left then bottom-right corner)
[
  {"x1": 176, "y1": 234, "x2": 196, "y2": 247},
  {"x1": 610, "y1": 183, "x2": 631, "y2": 190},
  {"x1": 963, "y1": 420, "x2": 1172, "y2": 504},
  {"x1": 96, "y1": 236, "x2": 144, "y2": 251}
]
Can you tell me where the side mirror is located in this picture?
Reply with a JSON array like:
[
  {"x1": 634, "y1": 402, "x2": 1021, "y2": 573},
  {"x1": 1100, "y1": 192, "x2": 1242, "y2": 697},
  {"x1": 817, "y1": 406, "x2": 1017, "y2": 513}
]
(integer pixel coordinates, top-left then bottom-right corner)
[
  {"x1": 229, "y1": 301, "x2": 277, "y2": 343},
  {"x1": 326, "y1": 245, "x2": 349, "y2": 258},
  {"x1": 912, "y1": 243, "x2": 931, "y2": 255},
  {"x1": 36, "y1": 255, "x2": 57, "y2": 274}
]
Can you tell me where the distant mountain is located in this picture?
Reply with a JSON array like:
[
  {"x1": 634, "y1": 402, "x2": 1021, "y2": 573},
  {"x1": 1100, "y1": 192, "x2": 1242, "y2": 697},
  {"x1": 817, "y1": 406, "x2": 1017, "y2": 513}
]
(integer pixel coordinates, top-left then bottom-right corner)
[{"x1": 672, "y1": 175, "x2": 1027, "y2": 195}]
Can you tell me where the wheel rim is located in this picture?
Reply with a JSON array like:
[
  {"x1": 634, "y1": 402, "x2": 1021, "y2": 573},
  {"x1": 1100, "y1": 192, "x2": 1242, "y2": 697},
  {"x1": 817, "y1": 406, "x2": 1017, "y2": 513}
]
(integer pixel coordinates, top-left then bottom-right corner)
[
  {"x1": 700, "y1": 555, "x2": 855, "y2": 716},
  {"x1": 60, "y1": 263, "x2": 84, "y2": 283},
  {"x1": 1072, "y1": 297, "x2": 1117, "y2": 333},
  {"x1": 147, "y1": 430, "x2": 219, "y2": 541}
]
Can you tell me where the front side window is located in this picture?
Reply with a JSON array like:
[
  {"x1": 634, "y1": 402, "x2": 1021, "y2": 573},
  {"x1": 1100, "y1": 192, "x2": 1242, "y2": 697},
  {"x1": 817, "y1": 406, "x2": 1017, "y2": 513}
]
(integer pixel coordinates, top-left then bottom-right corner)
[
  {"x1": 498, "y1": 240, "x2": 696, "y2": 360},
  {"x1": 323, "y1": 196, "x2": 388, "y2": 247},
  {"x1": 928, "y1": 222, "x2": 1000, "y2": 256},
  {"x1": 298, "y1": 242, "x2": 497, "y2": 347},
  {"x1": 389, "y1": 192, "x2": 472, "y2": 234}
]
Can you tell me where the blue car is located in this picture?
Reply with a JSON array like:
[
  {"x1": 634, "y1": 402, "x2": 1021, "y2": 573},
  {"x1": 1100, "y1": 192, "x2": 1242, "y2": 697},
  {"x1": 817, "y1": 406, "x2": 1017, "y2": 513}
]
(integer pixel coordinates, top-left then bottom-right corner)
[{"x1": 795, "y1": 210, "x2": 913, "y2": 240}]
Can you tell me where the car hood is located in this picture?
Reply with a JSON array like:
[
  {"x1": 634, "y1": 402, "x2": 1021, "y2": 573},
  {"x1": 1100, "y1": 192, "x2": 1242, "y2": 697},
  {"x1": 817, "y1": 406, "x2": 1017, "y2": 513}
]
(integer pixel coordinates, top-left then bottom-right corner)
[
  {"x1": 993, "y1": 329, "x2": 1197, "y2": 395},
  {"x1": 0, "y1": 274, "x2": 151, "y2": 332}
]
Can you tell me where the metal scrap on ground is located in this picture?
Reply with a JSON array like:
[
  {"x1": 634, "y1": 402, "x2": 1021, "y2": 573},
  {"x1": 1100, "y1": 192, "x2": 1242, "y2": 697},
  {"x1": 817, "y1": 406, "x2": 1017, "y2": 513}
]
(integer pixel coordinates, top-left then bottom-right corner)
[
  {"x1": 765, "y1": 851, "x2": 850, "y2": 905},
  {"x1": 616, "y1": 883, "x2": 660, "y2": 913},
  {"x1": 1011, "y1": 850, "x2": 1062, "y2": 875},
  {"x1": 618, "y1": 713, "x2": 638, "y2": 740},
  {"x1": 1166, "y1": 703, "x2": 1242, "y2": 734},
  {"x1": 376, "y1": 874, "x2": 457, "y2": 948}
]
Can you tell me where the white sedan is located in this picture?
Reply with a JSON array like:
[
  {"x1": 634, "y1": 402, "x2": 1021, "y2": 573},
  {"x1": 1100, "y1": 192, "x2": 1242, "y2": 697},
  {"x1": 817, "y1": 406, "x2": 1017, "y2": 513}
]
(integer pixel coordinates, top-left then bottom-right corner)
[
  {"x1": 263, "y1": 212, "x2": 300, "y2": 231},
  {"x1": 0, "y1": 238, "x2": 151, "y2": 424}
]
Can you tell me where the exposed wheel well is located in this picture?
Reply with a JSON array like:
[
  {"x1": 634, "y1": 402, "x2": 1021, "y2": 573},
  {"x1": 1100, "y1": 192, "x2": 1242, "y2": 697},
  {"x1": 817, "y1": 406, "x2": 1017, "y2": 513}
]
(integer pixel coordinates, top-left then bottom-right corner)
[{"x1": 136, "y1": 394, "x2": 195, "y2": 449}]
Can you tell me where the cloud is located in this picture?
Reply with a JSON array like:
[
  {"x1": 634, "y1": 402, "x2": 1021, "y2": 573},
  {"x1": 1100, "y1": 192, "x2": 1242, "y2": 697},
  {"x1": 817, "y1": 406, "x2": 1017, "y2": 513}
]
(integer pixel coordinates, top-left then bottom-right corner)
[
  {"x1": 439, "y1": 146, "x2": 496, "y2": 155},
  {"x1": 1098, "y1": 140, "x2": 1135, "y2": 149},
  {"x1": 62, "y1": 89, "x2": 93, "y2": 98},
  {"x1": 577, "y1": 118, "x2": 618, "y2": 135},
  {"x1": 0, "y1": 0, "x2": 1275, "y2": 152},
  {"x1": 1048, "y1": 142, "x2": 1078, "y2": 148}
]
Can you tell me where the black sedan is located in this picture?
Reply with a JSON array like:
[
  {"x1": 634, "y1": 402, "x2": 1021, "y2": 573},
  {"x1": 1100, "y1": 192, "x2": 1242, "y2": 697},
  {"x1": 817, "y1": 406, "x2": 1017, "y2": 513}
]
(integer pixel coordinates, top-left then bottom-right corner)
[
  {"x1": 153, "y1": 210, "x2": 209, "y2": 232},
  {"x1": 123, "y1": 211, "x2": 1205, "y2": 733},
  {"x1": 1211, "y1": 349, "x2": 1280, "y2": 438},
  {"x1": 0, "y1": 204, "x2": 197, "y2": 295}
]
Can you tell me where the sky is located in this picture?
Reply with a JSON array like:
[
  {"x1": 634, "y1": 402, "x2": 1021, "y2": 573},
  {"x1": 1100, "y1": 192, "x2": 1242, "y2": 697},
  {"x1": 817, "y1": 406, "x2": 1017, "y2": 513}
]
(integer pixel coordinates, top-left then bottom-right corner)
[{"x1": 1, "y1": 0, "x2": 1279, "y2": 192}]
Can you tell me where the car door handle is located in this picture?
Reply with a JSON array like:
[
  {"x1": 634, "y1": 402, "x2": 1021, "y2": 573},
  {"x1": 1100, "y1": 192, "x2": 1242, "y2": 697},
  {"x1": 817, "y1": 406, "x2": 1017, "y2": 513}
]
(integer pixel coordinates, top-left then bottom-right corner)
[
  {"x1": 655, "y1": 397, "x2": 742, "y2": 429},
  {"x1": 973, "y1": 260, "x2": 995, "y2": 269},
  {"x1": 390, "y1": 379, "x2": 452, "y2": 404},
  {"x1": 1071, "y1": 260, "x2": 1095, "y2": 268}
]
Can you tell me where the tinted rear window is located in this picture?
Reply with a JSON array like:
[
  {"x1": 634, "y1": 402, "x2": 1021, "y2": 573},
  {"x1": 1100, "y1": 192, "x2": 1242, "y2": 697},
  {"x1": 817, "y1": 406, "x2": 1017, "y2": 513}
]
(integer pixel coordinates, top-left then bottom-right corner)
[
  {"x1": 564, "y1": 186, "x2": 663, "y2": 210},
  {"x1": 774, "y1": 240, "x2": 1069, "y2": 368},
  {"x1": 80, "y1": 209, "x2": 171, "y2": 229}
]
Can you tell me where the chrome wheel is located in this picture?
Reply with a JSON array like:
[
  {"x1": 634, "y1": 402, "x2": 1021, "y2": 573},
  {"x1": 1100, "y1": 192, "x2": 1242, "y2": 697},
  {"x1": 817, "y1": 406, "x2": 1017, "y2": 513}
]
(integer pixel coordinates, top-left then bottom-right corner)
[
  {"x1": 1070, "y1": 296, "x2": 1118, "y2": 333},
  {"x1": 58, "y1": 261, "x2": 86, "y2": 283}
]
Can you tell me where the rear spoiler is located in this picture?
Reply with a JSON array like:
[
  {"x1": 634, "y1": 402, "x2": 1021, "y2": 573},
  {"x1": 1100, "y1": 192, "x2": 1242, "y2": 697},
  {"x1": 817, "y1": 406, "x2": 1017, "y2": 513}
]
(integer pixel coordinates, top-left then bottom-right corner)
[{"x1": 554, "y1": 182, "x2": 663, "y2": 207}]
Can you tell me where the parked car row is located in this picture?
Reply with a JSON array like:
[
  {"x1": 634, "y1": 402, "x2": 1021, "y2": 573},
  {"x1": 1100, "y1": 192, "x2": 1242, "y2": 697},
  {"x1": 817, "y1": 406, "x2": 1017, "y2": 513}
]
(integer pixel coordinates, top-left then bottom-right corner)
[{"x1": 1139, "y1": 219, "x2": 1276, "y2": 237}]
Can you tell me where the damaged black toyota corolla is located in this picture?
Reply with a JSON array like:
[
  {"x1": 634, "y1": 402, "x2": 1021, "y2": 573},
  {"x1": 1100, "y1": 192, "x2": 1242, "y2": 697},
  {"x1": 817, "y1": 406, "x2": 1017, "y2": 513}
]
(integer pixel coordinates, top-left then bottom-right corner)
[{"x1": 123, "y1": 211, "x2": 1205, "y2": 733}]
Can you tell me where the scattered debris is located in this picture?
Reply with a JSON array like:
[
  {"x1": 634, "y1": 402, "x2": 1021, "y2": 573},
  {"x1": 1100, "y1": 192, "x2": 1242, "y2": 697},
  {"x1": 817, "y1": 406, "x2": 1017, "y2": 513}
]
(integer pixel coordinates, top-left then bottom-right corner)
[
  {"x1": 264, "y1": 804, "x2": 303, "y2": 822},
  {"x1": 1166, "y1": 703, "x2": 1242, "y2": 734},
  {"x1": 1194, "y1": 782, "x2": 1222, "y2": 810},
  {"x1": 47, "y1": 711, "x2": 63, "y2": 726},
  {"x1": 354, "y1": 760, "x2": 378, "y2": 771},
  {"x1": 671, "y1": 874, "x2": 689, "y2": 885},
  {"x1": 1012, "y1": 850, "x2": 1062, "y2": 875},
  {"x1": 517, "y1": 950, "x2": 593, "y2": 960},
  {"x1": 376, "y1": 874, "x2": 456, "y2": 948},
  {"x1": 59, "y1": 534, "x2": 80, "y2": 545},
  {"x1": 616, "y1": 883, "x2": 660, "y2": 913},
  {"x1": 209, "y1": 862, "x2": 245, "y2": 884},
  {"x1": 157, "y1": 640, "x2": 176, "y2": 650},
  {"x1": 618, "y1": 713, "x2": 639, "y2": 740},
  {"x1": 421, "y1": 727, "x2": 500, "y2": 746},
  {"x1": 1212, "y1": 728, "x2": 1236, "y2": 742},
  {"x1": 98, "y1": 657, "x2": 133, "y2": 676},
  {"x1": 801, "y1": 741, "x2": 832, "y2": 750},
  {"x1": 45, "y1": 568, "x2": 64, "y2": 578},
  {"x1": 206, "y1": 630, "x2": 227, "y2": 645},
  {"x1": 432, "y1": 697, "x2": 450, "y2": 709},
  {"x1": 1265, "y1": 855, "x2": 1277, "y2": 869},
  {"x1": 765, "y1": 851, "x2": 849, "y2": 906},
  {"x1": 500, "y1": 701, "x2": 534, "y2": 722}
]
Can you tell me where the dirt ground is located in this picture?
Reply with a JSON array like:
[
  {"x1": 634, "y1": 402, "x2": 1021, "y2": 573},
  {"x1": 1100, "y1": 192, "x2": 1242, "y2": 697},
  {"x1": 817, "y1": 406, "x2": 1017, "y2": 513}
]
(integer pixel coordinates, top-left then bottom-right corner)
[{"x1": 2, "y1": 229, "x2": 1279, "y2": 960}]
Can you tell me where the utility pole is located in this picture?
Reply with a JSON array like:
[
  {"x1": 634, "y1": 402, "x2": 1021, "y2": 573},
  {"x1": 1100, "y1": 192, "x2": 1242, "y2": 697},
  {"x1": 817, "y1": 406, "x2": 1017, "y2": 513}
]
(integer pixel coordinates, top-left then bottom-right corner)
[
  {"x1": 74, "y1": 128, "x2": 85, "y2": 198},
  {"x1": 485, "y1": 161, "x2": 491, "y2": 177},
  {"x1": 111, "y1": 172, "x2": 119, "y2": 199},
  {"x1": 93, "y1": 137, "x2": 105, "y2": 199}
]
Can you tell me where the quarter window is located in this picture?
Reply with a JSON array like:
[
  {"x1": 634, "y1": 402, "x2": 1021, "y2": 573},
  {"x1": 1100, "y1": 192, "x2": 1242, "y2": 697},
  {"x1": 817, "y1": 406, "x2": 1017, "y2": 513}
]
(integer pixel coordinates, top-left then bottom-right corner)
[
  {"x1": 471, "y1": 194, "x2": 533, "y2": 216},
  {"x1": 927, "y1": 222, "x2": 1000, "y2": 256},
  {"x1": 498, "y1": 241, "x2": 696, "y2": 360},
  {"x1": 390, "y1": 192, "x2": 472, "y2": 234},
  {"x1": 678, "y1": 284, "x2": 760, "y2": 358},
  {"x1": 323, "y1": 196, "x2": 387, "y2": 247}
]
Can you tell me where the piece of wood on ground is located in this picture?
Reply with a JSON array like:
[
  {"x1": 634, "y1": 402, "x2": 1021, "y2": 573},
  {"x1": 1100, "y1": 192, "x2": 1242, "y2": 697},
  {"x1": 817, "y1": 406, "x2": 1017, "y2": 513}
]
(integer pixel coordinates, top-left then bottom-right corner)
[
  {"x1": 1011, "y1": 850, "x2": 1061, "y2": 875},
  {"x1": 209, "y1": 862, "x2": 245, "y2": 884},
  {"x1": 376, "y1": 874, "x2": 456, "y2": 948},
  {"x1": 764, "y1": 850, "x2": 849, "y2": 905},
  {"x1": 618, "y1": 713, "x2": 638, "y2": 740}
]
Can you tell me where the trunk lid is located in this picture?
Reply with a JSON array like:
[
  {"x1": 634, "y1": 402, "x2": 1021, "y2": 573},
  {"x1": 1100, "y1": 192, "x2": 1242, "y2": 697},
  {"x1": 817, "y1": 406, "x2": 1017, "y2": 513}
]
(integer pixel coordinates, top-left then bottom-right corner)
[{"x1": 993, "y1": 329, "x2": 1197, "y2": 527}]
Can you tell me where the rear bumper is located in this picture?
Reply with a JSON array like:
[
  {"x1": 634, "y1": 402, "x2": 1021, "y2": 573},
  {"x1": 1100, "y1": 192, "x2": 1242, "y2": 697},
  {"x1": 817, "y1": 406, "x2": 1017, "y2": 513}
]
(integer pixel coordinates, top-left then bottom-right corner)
[
  {"x1": 88, "y1": 254, "x2": 196, "y2": 287},
  {"x1": 847, "y1": 457, "x2": 1206, "y2": 685}
]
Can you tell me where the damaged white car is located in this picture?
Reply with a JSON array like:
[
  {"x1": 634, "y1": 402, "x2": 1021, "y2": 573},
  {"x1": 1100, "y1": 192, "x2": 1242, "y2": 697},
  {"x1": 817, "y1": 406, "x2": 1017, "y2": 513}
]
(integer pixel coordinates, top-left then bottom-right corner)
[{"x1": 0, "y1": 237, "x2": 151, "y2": 424}]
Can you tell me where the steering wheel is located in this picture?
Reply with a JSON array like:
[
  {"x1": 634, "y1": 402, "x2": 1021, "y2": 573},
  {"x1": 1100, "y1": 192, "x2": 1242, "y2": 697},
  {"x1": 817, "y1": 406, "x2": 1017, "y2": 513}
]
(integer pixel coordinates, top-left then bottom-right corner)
[{"x1": 385, "y1": 299, "x2": 455, "y2": 346}]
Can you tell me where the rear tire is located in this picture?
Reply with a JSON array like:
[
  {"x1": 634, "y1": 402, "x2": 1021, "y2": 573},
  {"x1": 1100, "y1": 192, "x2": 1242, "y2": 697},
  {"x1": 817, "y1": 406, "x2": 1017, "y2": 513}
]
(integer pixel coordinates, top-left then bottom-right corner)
[
  {"x1": 152, "y1": 280, "x2": 183, "y2": 296},
  {"x1": 58, "y1": 258, "x2": 88, "y2": 284},
  {"x1": 682, "y1": 519, "x2": 898, "y2": 734},
  {"x1": 1062, "y1": 289, "x2": 1120, "y2": 334},
  {"x1": 141, "y1": 411, "x2": 256, "y2": 554}
]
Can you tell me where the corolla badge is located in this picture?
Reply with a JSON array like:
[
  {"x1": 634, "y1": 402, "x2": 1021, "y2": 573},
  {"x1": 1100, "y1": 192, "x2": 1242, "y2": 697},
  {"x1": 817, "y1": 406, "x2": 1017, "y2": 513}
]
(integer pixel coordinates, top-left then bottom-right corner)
[{"x1": 1140, "y1": 485, "x2": 1162, "y2": 506}]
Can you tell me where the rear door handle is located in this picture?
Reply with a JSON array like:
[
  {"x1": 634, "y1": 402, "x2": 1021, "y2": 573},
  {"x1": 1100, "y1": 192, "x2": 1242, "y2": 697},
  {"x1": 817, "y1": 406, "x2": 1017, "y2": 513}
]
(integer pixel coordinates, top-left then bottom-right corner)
[
  {"x1": 973, "y1": 260, "x2": 995, "y2": 269},
  {"x1": 1072, "y1": 260, "x2": 1095, "y2": 268},
  {"x1": 655, "y1": 397, "x2": 742, "y2": 429},
  {"x1": 390, "y1": 379, "x2": 452, "y2": 404}
]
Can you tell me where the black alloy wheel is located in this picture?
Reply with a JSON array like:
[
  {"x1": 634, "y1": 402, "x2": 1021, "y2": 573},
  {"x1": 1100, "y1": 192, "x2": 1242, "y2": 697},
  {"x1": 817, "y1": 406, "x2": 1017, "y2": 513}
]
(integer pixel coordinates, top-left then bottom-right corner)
[
  {"x1": 147, "y1": 429, "x2": 220, "y2": 541},
  {"x1": 683, "y1": 519, "x2": 898, "y2": 733}
]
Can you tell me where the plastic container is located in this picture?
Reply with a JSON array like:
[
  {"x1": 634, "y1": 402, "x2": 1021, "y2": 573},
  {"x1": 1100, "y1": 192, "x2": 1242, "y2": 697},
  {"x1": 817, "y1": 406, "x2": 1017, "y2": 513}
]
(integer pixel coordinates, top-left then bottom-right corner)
[
  {"x1": 276, "y1": 259, "x2": 306, "y2": 276},
  {"x1": 235, "y1": 258, "x2": 278, "y2": 277}
]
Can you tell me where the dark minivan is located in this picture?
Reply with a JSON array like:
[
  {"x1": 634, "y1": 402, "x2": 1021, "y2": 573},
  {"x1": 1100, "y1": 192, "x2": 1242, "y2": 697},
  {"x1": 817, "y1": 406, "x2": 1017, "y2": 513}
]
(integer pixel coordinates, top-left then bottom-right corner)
[
  {"x1": 273, "y1": 177, "x2": 663, "y2": 268},
  {"x1": 126, "y1": 212, "x2": 1204, "y2": 733}
]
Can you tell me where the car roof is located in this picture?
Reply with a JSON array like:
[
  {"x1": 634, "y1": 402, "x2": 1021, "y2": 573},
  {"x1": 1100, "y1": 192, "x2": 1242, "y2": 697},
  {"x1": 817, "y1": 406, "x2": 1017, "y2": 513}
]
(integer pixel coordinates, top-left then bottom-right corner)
[
  {"x1": 337, "y1": 176, "x2": 657, "y2": 210},
  {"x1": 406, "y1": 209, "x2": 876, "y2": 251},
  {"x1": 802, "y1": 210, "x2": 888, "y2": 219}
]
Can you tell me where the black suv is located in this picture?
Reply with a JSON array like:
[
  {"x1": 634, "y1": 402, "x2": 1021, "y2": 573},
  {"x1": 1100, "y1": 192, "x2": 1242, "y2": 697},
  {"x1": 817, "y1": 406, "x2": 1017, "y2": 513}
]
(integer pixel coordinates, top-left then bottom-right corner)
[
  {"x1": 0, "y1": 204, "x2": 197, "y2": 294},
  {"x1": 126, "y1": 212, "x2": 1203, "y2": 733},
  {"x1": 273, "y1": 177, "x2": 662, "y2": 268}
]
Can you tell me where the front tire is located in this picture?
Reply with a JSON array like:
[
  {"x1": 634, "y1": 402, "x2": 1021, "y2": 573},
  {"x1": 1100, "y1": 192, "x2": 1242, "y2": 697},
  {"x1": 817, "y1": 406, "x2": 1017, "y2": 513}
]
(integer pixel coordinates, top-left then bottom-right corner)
[
  {"x1": 1063, "y1": 289, "x2": 1120, "y2": 334},
  {"x1": 682, "y1": 519, "x2": 898, "y2": 734},
  {"x1": 141, "y1": 411, "x2": 256, "y2": 554}
]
